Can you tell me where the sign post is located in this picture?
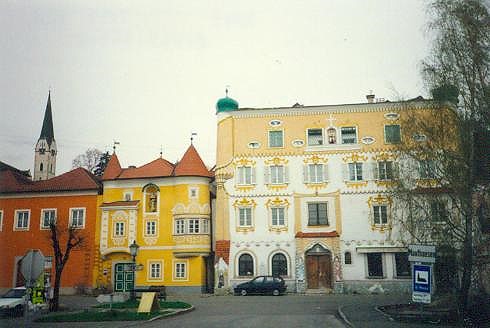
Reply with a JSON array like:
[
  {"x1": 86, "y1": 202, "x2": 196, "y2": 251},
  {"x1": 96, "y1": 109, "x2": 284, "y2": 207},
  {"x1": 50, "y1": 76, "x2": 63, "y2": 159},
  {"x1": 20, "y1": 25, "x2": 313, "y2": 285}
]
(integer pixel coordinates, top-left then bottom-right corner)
[
  {"x1": 20, "y1": 250, "x2": 45, "y2": 317},
  {"x1": 408, "y1": 245, "x2": 435, "y2": 305}
]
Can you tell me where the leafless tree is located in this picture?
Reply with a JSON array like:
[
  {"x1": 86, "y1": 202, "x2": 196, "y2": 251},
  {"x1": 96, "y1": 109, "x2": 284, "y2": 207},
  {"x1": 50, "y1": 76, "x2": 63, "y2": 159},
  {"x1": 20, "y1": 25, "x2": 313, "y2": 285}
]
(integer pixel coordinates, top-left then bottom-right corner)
[{"x1": 72, "y1": 148, "x2": 103, "y2": 174}]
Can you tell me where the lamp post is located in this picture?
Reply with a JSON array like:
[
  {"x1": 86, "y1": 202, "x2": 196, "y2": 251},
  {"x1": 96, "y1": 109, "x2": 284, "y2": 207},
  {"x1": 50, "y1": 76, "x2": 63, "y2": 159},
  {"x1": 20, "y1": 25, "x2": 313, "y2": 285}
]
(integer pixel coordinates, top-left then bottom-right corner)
[{"x1": 129, "y1": 240, "x2": 139, "y2": 301}]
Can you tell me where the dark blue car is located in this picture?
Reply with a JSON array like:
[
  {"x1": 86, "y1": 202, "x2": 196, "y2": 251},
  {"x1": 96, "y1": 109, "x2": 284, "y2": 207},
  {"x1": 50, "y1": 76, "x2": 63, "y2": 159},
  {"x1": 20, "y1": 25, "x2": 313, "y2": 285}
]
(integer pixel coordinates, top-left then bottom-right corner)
[{"x1": 234, "y1": 276, "x2": 286, "y2": 296}]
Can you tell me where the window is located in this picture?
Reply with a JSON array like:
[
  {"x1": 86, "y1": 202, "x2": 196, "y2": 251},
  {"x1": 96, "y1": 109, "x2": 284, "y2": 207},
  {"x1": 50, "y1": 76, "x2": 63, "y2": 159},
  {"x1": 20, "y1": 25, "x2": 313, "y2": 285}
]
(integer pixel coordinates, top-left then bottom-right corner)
[
  {"x1": 367, "y1": 253, "x2": 383, "y2": 278},
  {"x1": 123, "y1": 192, "x2": 132, "y2": 201},
  {"x1": 271, "y1": 207, "x2": 285, "y2": 226},
  {"x1": 145, "y1": 220, "x2": 157, "y2": 236},
  {"x1": 237, "y1": 166, "x2": 254, "y2": 185},
  {"x1": 377, "y1": 161, "x2": 393, "y2": 180},
  {"x1": 269, "y1": 165, "x2": 285, "y2": 184},
  {"x1": 307, "y1": 129, "x2": 323, "y2": 146},
  {"x1": 188, "y1": 219, "x2": 200, "y2": 234},
  {"x1": 395, "y1": 253, "x2": 410, "y2": 278},
  {"x1": 419, "y1": 160, "x2": 436, "y2": 179},
  {"x1": 70, "y1": 208, "x2": 85, "y2": 228},
  {"x1": 175, "y1": 219, "x2": 185, "y2": 234},
  {"x1": 348, "y1": 163, "x2": 363, "y2": 181},
  {"x1": 305, "y1": 164, "x2": 326, "y2": 183},
  {"x1": 41, "y1": 209, "x2": 56, "y2": 229},
  {"x1": 384, "y1": 124, "x2": 401, "y2": 144},
  {"x1": 175, "y1": 262, "x2": 187, "y2": 279},
  {"x1": 269, "y1": 130, "x2": 284, "y2": 148},
  {"x1": 149, "y1": 262, "x2": 162, "y2": 280},
  {"x1": 431, "y1": 200, "x2": 448, "y2": 223},
  {"x1": 308, "y1": 203, "x2": 328, "y2": 225},
  {"x1": 341, "y1": 127, "x2": 357, "y2": 144},
  {"x1": 202, "y1": 219, "x2": 209, "y2": 234},
  {"x1": 114, "y1": 222, "x2": 125, "y2": 236},
  {"x1": 239, "y1": 208, "x2": 252, "y2": 227},
  {"x1": 344, "y1": 252, "x2": 352, "y2": 265},
  {"x1": 238, "y1": 254, "x2": 254, "y2": 276},
  {"x1": 40, "y1": 163, "x2": 43, "y2": 171},
  {"x1": 189, "y1": 187, "x2": 198, "y2": 199},
  {"x1": 271, "y1": 253, "x2": 288, "y2": 276},
  {"x1": 373, "y1": 205, "x2": 388, "y2": 225},
  {"x1": 15, "y1": 210, "x2": 30, "y2": 230}
]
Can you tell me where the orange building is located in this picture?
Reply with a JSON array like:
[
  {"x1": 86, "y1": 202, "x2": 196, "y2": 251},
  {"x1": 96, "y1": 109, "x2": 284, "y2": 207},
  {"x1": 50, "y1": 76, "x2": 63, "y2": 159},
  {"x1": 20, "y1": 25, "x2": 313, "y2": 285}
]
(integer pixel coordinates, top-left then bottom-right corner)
[{"x1": 0, "y1": 162, "x2": 101, "y2": 294}]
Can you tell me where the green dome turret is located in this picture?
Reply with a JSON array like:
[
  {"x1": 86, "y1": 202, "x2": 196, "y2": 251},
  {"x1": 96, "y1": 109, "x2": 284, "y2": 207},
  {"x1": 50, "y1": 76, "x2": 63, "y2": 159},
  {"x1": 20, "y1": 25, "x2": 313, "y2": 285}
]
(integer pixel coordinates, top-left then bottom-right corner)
[{"x1": 216, "y1": 89, "x2": 239, "y2": 113}]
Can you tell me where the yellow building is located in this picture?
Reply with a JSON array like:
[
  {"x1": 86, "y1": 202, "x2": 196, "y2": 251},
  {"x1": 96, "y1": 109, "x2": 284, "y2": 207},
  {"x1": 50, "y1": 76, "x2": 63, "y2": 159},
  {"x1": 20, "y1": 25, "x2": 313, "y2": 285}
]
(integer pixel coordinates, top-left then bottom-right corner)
[{"x1": 95, "y1": 144, "x2": 213, "y2": 294}]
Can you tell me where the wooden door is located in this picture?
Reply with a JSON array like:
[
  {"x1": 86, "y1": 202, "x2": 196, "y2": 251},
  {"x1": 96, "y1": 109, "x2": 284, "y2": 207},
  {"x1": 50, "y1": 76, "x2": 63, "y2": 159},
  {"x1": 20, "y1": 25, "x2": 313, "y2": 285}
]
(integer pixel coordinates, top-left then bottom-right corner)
[
  {"x1": 306, "y1": 256, "x2": 319, "y2": 288},
  {"x1": 114, "y1": 263, "x2": 134, "y2": 292},
  {"x1": 318, "y1": 255, "x2": 331, "y2": 288}
]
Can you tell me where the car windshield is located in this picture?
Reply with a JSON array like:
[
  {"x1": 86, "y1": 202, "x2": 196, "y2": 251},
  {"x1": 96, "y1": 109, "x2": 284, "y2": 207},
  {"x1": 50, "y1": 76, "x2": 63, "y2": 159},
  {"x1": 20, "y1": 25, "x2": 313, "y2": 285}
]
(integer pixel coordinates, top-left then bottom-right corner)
[{"x1": 2, "y1": 289, "x2": 25, "y2": 298}]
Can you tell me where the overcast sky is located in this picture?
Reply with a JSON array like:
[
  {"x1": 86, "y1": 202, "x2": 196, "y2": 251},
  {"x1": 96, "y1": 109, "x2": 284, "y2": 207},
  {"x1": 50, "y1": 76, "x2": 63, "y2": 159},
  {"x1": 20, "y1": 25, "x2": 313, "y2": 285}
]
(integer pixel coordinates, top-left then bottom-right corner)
[{"x1": 0, "y1": 0, "x2": 431, "y2": 175}]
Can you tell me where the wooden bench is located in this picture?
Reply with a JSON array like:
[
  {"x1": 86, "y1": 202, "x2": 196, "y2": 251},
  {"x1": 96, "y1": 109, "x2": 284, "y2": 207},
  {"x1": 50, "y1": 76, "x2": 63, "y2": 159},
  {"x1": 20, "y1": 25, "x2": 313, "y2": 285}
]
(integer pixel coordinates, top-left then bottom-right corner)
[{"x1": 133, "y1": 286, "x2": 166, "y2": 301}]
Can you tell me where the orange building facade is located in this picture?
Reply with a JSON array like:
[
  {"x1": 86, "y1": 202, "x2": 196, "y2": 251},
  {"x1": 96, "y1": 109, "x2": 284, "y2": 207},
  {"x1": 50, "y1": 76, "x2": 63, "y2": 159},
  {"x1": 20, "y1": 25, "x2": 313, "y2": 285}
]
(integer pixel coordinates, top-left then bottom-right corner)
[{"x1": 0, "y1": 164, "x2": 101, "y2": 294}]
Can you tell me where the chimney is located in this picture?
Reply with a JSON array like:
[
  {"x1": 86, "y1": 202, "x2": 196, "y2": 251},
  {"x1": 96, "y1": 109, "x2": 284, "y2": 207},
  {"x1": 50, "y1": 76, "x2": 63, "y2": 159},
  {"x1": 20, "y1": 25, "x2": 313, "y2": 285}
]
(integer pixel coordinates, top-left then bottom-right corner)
[{"x1": 366, "y1": 91, "x2": 375, "y2": 104}]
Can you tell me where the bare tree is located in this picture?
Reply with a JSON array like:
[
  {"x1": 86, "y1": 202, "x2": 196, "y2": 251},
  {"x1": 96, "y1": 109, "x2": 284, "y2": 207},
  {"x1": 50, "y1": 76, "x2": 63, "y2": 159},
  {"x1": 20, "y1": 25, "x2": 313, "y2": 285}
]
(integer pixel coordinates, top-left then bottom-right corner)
[
  {"x1": 48, "y1": 220, "x2": 85, "y2": 312},
  {"x1": 391, "y1": 0, "x2": 489, "y2": 318},
  {"x1": 72, "y1": 148, "x2": 103, "y2": 174}
]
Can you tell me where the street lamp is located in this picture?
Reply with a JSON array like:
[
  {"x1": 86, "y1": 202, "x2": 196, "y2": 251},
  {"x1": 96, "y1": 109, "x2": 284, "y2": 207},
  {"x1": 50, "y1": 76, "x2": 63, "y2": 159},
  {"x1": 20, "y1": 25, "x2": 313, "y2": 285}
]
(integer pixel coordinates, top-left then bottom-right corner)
[{"x1": 129, "y1": 240, "x2": 139, "y2": 300}]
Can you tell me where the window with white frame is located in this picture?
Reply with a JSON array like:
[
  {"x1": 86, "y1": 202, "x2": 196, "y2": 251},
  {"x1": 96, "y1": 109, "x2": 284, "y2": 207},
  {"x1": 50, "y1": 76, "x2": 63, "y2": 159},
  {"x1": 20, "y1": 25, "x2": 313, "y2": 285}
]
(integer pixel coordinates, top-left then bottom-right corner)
[
  {"x1": 189, "y1": 187, "x2": 199, "y2": 199},
  {"x1": 114, "y1": 222, "x2": 125, "y2": 237},
  {"x1": 307, "y1": 128, "x2": 323, "y2": 146},
  {"x1": 15, "y1": 210, "x2": 30, "y2": 230},
  {"x1": 145, "y1": 220, "x2": 157, "y2": 236},
  {"x1": 373, "y1": 205, "x2": 388, "y2": 225},
  {"x1": 188, "y1": 219, "x2": 200, "y2": 234},
  {"x1": 377, "y1": 161, "x2": 394, "y2": 180},
  {"x1": 419, "y1": 160, "x2": 436, "y2": 179},
  {"x1": 341, "y1": 127, "x2": 357, "y2": 144},
  {"x1": 308, "y1": 203, "x2": 328, "y2": 225},
  {"x1": 305, "y1": 164, "x2": 327, "y2": 183},
  {"x1": 41, "y1": 209, "x2": 56, "y2": 229},
  {"x1": 238, "y1": 208, "x2": 252, "y2": 227},
  {"x1": 348, "y1": 163, "x2": 363, "y2": 181},
  {"x1": 175, "y1": 219, "x2": 186, "y2": 234},
  {"x1": 271, "y1": 253, "x2": 288, "y2": 276},
  {"x1": 149, "y1": 262, "x2": 162, "y2": 280},
  {"x1": 70, "y1": 208, "x2": 85, "y2": 228},
  {"x1": 269, "y1": 165, "x2": 286, "y2": 184},
  {"x1": 237, "y1": 166, "x2": 254, "y2": 185},
  {"x1": 175, "y1": 262, "x2": 187, "y2": 279},
  {"x1": 269, "y1": 130, "x2": 284, "y2": 148},
  {"x1": 367, "y1": 253, "x2": 383, "y2": 278},
  {"x1": 271, "y1": 207, "x2": 285, "y2": 226},
  {"x1": 202, "y1": 219, "x2": 209, "y2": 233}
]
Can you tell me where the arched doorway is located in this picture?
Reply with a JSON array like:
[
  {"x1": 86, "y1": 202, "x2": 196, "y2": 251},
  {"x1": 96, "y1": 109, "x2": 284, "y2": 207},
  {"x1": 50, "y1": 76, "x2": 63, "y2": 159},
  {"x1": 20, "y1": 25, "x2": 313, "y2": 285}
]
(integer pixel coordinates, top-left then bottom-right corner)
[{"x1": 305, "y1": 244, "x2": 332, "y2": 289}]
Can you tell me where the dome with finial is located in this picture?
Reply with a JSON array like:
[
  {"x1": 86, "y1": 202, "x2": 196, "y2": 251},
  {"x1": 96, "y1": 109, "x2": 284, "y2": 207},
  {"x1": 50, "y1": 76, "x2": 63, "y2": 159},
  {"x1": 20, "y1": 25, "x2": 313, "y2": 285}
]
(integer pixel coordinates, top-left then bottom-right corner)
[{"x1": 216, "y1": 88, "x2": 239, "y2": 113}]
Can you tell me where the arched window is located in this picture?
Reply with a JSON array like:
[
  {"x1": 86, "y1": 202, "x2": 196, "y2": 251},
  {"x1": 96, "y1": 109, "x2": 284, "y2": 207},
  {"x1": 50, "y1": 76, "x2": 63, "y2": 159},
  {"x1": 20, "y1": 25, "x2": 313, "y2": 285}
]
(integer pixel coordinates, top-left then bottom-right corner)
[
  {"x1": 143, "y1": 184, "x2": 159, "y2": 213},
  {"x1": 272, "y1": 253, "x2": 288, "y2": 276},
  {"x1": 344, "y1": 251, "x2": 352, "y2": 264},
  {"x1": 40, "y1": 163, "x2": 43, "y2": 171},
  {"x1": 238, "y1": 254, "x2": 254, "y2": 276}
]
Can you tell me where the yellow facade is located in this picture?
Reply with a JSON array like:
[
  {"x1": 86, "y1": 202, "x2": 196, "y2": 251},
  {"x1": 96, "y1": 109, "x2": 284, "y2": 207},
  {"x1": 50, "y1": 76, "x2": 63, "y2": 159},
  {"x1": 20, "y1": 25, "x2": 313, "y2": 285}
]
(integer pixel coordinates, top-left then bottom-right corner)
[{"x1": 95, "y1": 179, "x2": 212, "y2": 294}]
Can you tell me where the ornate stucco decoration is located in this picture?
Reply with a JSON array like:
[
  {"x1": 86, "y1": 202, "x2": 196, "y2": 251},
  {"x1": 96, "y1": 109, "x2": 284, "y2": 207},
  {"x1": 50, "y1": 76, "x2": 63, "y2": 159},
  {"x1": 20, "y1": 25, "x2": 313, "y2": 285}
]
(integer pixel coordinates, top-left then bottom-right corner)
[
  {"x1": 233, "y1": 198, "x2": 257, "y2": 233},
  {"x1": 367, "y1": 194, "x2": 393, "y2": 233},
  {"x1": 373, "y1": 152, "x2": 398, "y2": 162},
  {"x1": 265, "y1": 197, "x2": 289, "y2": 233},
  {"x1": 342, "y1": 153, "x2": 368, "y2": 163},
  {"x1": 143, "y1": 237, "x2": 158, "y2": 245},
  {"x1": 303, "y1": 155, "x2": 328, "y2": 165},
  {"x1": 111, "y1": 210, "x2": 128, "y2": 247},
  {"x1": 172, "y1": 202, "x2": 211, "y2": 216},
  {"x1": 233, "y1": 158, "x2": 256, "y2": 167},
  {"x1": 264, "y1": 157, "x2": 289, "y2": 165},
  {"x1": 173, "y1": 235, "x2": 211, "y2": 246}
]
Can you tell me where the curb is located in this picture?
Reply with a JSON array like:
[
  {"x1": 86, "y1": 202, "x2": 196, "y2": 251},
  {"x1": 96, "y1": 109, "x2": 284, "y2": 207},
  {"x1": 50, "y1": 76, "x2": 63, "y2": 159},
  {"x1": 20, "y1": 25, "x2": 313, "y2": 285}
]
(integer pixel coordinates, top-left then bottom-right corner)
[
  {"x1": 147, "y1": 305, "x2": 195, "y2": 322},
  {"x1": 337, "y1": 306, "x2": 354, "y2": 328}
]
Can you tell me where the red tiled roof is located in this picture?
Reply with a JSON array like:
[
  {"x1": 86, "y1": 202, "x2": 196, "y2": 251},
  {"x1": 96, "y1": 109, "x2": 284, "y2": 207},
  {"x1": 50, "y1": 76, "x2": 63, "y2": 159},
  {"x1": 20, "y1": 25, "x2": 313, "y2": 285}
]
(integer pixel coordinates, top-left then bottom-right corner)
[
  {"x1": 295, "y1": 231, "x2": 339, "y2": 238},
  {"x1": 174, "y1": 144, "x2": 212, "y2": 178},
  {"x1": 0, "y1": 167, "x2": 101, "y2": 194},
  {"x1": 100, "y1": 201, "x2": 139, "y2": 207},
  {"x1": 118, "y1": 158, "x2": 175, "y2": 179},
  {"x1": 102, "y1": 153, "x2": 122, "y2": 180}
]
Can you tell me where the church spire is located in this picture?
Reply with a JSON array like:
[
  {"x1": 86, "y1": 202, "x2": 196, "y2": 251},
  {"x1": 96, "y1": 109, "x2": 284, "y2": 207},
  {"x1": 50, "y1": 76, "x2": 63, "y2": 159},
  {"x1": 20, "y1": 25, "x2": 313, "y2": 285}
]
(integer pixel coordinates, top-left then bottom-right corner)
[{"x1": 40, "y1": 91, "x2": 55, "y2": 146}]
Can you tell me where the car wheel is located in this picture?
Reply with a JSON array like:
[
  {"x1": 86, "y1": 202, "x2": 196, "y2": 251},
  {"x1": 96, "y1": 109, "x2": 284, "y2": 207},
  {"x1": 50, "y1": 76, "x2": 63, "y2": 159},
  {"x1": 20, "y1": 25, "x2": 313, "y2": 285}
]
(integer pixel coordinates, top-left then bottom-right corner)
[
  {"x1": 240, "y1": 289, "x2": 247, "y2": 296},
  {"x1": 272, "y1": 289, "x2": 280, "y2": 296}
]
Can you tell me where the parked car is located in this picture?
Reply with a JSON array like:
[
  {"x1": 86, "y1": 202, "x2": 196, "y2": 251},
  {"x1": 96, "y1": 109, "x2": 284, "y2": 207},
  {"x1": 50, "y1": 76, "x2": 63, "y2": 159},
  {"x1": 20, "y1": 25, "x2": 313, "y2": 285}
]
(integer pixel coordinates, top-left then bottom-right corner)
[
  {"x1": 0, "y1": 287, "x2": 26, "y2": 317},
  {"x1": 234, "y1": 276, "x2": 286, "y2": 296}
]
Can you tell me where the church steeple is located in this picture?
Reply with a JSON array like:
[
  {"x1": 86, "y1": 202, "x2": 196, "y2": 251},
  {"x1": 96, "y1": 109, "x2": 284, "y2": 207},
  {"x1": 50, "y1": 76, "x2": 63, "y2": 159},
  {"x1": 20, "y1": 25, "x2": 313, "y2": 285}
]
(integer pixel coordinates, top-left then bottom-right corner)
[{"x1": 34, "y1": 92, "x2": 57, "y2": 181}]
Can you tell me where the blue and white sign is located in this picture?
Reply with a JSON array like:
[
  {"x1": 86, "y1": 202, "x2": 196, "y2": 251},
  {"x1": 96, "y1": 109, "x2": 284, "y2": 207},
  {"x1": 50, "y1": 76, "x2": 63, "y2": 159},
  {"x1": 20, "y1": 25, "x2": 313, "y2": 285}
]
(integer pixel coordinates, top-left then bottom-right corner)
[{"x1": 412, "y1": 264, "x2": 431, "y2": 303}]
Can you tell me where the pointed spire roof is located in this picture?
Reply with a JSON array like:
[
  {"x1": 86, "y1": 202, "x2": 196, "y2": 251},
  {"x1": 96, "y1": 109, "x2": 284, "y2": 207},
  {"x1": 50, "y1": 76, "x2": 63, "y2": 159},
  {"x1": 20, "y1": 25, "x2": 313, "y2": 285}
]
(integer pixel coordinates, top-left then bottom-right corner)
[
  {"x1": 39, "y1": 92, "x2": 55, "y2": 145},
  {"x1": 174, "y1": 144, "x2": 212, "y2": 177},
  {"x1": 102, "y1": 153, "x2": 122, "y2": 180}
]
